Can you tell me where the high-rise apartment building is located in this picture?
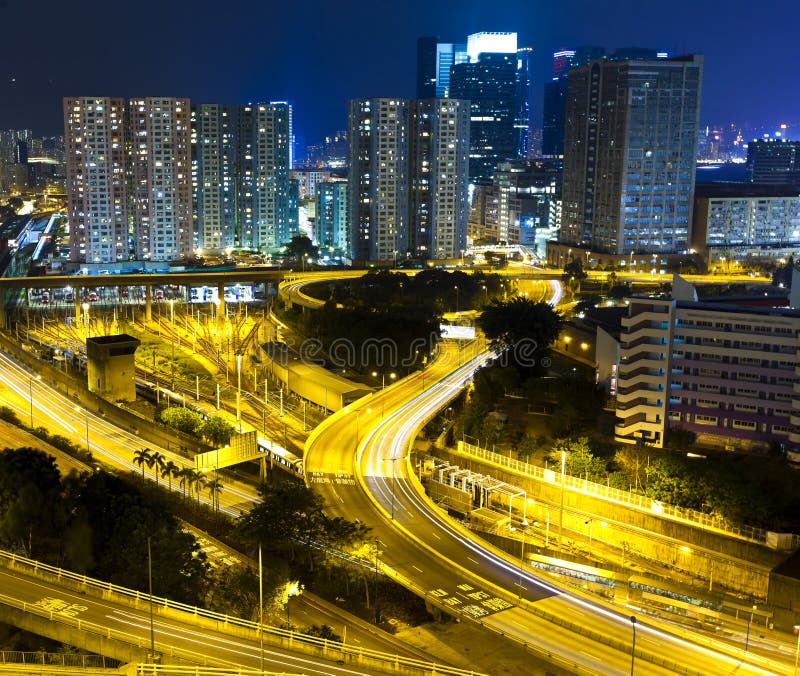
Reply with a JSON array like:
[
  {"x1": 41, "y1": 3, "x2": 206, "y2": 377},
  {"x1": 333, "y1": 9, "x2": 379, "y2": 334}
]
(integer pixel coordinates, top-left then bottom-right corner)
[
  {"x1": 64, "y1": 97, "x2": 129, "y2": 263},
  {"x1": 236, "y1": 102, "x2": 293, "y2": 250},
  {"x1": 746, "y1": 139, "x2": 800, "y2": 186},
  {"x1": 416, "y1": 36, "x2": 439, "y2": 99},
  {"x1": 129, "y1": 98, "x2": 192, "y2": 261},
  {"x1": 348, "y1": 98, "x2": 411, "y2": 262},
  {"x1": 191, "y1": 103, "x2": 235, "y2": 252},
  {"x1": 561, "y1": 55, "x2": 702, "y2": 255},
  {"x1": 316, "y1": 180, "x2": 348, "y2": 250},
  {"x1": 411, "y1": 99, "x2": 470, "y2": 259},
  {"x1": 348, "y1": 97, "x2": 469, "y2": 262}
]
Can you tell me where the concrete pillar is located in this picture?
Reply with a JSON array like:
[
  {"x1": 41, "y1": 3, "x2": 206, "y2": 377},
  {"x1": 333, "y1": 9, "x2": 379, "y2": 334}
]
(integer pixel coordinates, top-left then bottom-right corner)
[
  {"x1": 75, "y1": 290, "x2": 82, "y2": 322},
  {"x1": 217, "y1": 282, "x2": 225, "y2": 325},
  {"x1": 0, "y1": 288, "x2": 5, "y2": 329},
  {"x1": 145, "y1": 284, "x2": 152, "y2": 322}
]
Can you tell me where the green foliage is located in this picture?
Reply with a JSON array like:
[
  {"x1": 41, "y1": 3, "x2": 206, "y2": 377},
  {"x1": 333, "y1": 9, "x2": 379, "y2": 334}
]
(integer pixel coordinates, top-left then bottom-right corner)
[
  {"x1": 303, "y1": 625, "x2": 342, "y2": 642},
  {"x1": 200, "y1": 416, "x2": 236, "y2": 447},
  {"x1": 157, "y1": 406, "x2": 203, "y2": 435},
  {"x1": 477, "y1": 297, "x2": 564, "y2": 371},
  {"x1": 205, "y1": 561, "x2": 292, "y2": 623},
  {"x1": 235, "y1": 481, "x2": 370, "y2": 564},
  {"x1": 547, "y1": 438, "x2": 608, "y2": 481},
  {"x1": 0, "y1": 448, "x2": 67, "y2": 560},
  {"x1": 283, "y1": 235, "x2": 319, "y2": 262},
  {"x1": 562, "y1": 258, "x2": 588, "y2": 281}
]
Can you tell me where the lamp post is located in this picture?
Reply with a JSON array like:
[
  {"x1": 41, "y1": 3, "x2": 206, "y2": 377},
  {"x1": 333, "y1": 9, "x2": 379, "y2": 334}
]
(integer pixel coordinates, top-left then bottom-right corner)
[
  {"x1": 793, "y1": 624, "x2": 800, "y2": 676},
  {"x1": 374, "y1": 538, "x2": 380, "y2": 625},
  {"x1": 745, "y1": 605, "x2": 757, "y2": 652},
  {"x1": 28, "y1": 375, "x2": 41, "y2": 427},
  {"x1": 148, "y1": 537, "x2": 156, "y2": 663},
  {"x1": 169, "y1": 298, "x2": 174, "y2": 323},
  {"x1": 559, "y1": 450, "x2": 566, "y2": 547},
  {"x1": 629, "y1": 616, "x2": 637, "y2": 675},
  {"x1": 454, "y1": 285, "x2": 460, "y2": 314},
  {"x1": 236, "y1": 353, "x2": 242, "y2": 432},
  {"x1": 585, "y1": 519, "x2": 594, "y2": 547},
  {"x1": 382, "y1": 455, "x2": 407, "y2": 520}
]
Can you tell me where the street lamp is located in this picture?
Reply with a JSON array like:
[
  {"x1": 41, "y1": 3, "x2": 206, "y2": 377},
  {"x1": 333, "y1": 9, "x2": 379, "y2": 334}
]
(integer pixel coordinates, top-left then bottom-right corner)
[
  {"x1": 559, "y1": 450, "x2": 566, "y2": 547},
  {"x1": 454, "y1": 285, "x2": 460, "y2": 314},
  {"x1": 630, "y1": 616, "x2": 637, "y2": 675},
  {"x1": 745, "y1": 604, "x2": 757, "y2": 652},
  {"x1": 382, "y1": 455, "x2": 408, "y2": 520},
  {"x1": 563, "y1": 335, "x2": 572, "y2": 351},
  {"x1": 793, "y1": 624, "x2": 800, "y2": 676},
  {"x1": 28, "y1": 375, "x2": 41, "y2": 427},
  {"x1": 285, "y1": 581, "x2": 301, "y2": 628},
  {"x1": 236, "y1": 353, "x2": 242, "y2": 432},
  {"x1": 372, "y1": 371, "x2": 396, "y2": 390}
]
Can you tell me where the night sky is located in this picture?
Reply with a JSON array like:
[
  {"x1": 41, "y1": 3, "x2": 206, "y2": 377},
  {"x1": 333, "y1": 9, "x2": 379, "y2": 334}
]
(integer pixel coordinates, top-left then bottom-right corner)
[{"x1": 1, "y1": 0, "x2": 798, "y2": 144}]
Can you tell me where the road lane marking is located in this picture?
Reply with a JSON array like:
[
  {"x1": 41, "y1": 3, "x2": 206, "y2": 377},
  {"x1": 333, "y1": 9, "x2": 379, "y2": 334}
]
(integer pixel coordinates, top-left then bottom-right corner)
[
  {"x1": 411, "y1": 565, "x2": 423, "y2": 573},
  {"x1": 431, "y1": 531, "x2": 440, "y2": 539},
  {"x1": 467, "y1": 557, "x2": 479, "y2": 566}
]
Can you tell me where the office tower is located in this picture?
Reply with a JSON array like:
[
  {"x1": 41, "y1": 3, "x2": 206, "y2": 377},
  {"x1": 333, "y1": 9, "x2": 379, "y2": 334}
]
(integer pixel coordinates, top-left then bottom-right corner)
[
  {"x1": 64, "y1": 97, "x2": 129, "y2": 263},
  {"x1": 514, "y1": 47, "x2": 533, "y2": 159},
  {"x1": 129, "y1": 98, "x2": 192, "y2": 261},
  {"x1": 417, "y1": 36, "x2": 439, "y2": 99},
  {"x1": 542, "y1": 47, "x2": 606, "y2": 158},
  {"x1": 411, "y1": 99, "x2": 470, "y2": 259},
  {"x1": 451, "y1": 52, "x2": 517, "y2": 182},
  {"x1": 292, "y1": 169, "x2": 331, "y2": 199},
  {"x1": 561, "y1": 55, "x2": 703, "y2": 255},
  {"x1": 348, "y1": 98, "x2": 410, "y2": 262},
  {"x1": 191, "y1": 103, "x2": 235, "y2": 252},
  {"x1": 13, "y1": 140, "x2": 28, "y2": 165},
  {"x1": 236, "y1": 102, "x2": 293, "y2": 250},
  {"x1": 316, "y1": 180, "x2": 348, "y2": 250},
  {"x1": 746, "y1": 139, "x2": 800, "y2": 186},
  {"x1": 435, "y1": 42, "x2": 467, "y2": 97}
]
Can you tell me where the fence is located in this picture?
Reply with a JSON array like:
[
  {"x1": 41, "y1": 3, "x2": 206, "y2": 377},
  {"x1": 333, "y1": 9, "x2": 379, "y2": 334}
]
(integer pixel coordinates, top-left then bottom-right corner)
[
  {"x1": 457, "y1": 441, "x2": 800, "y2": 547},
  {"x1": 0, "y1": 652, "x2": 118, "y2": 669}
]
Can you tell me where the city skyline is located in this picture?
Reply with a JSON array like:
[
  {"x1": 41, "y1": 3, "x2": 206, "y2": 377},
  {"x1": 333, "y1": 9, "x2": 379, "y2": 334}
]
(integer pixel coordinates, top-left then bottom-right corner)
[{"x1": 1, "y1": 0, "x2": 798, "y2": 145}]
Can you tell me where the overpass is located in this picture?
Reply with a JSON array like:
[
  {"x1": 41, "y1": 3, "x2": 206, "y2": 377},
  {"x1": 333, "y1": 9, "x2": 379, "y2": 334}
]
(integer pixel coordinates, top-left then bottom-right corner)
[{"x1": 0, "y1": 548, "x2": 483, "y2": 676}]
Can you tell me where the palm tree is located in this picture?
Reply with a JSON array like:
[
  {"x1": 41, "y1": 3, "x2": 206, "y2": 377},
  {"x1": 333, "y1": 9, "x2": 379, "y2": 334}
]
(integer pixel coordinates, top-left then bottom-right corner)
[
  {"x1": 162, "y1": 461, "x2": 179, "y2": 492},
  {"x1": 207, "y1": 477, "x2": 223, "y2": 513},
  {"x1": 150, "y1": 451, "x2": 166, "y2": 486},
  {"x1": 177, "y1": 467, "x2": 190, "y2": 500},
  {"x1": 194, "y1": 471, "x2": 208, "y2": 504},
  {"x1": 133, "y1": 448, "x2": 152, "y2": 480}
]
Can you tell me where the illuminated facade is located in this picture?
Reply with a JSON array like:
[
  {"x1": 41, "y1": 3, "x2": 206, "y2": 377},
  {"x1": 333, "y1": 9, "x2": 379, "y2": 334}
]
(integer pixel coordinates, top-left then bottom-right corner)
[
  {"x1": 129, "y1": 97, "x2": 192, "y2": 261},
  {"x1": 561, "y1": 55, "x2": 702, "y2": 255},
  {"x1": 191, "y1": 103, "x2": 235, "y2": 252},
  {"x1": 746, "y1": 139, "x2": 800, "y2": 186},
  {"x1": 616, "y1": 297, "x2": 800, "y2": 451},
  {"x1": 236, "y1": 102, "x2": 293, "y2": 250},
  {"x1": 316, "y1": 180, "x2": 348, "y2": 250},
  {"x1": 348, "y1": 97, "x2": 470, "y2": 262},
  {"x1": 64, "y1": 97, "x2": 129, "y2": 263}
]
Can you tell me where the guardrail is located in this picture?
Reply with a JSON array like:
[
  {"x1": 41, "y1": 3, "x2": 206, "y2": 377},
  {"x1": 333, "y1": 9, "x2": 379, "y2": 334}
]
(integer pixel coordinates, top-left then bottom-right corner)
[
  {"x1": 135, "y1": 667, "x2": 297, "y2": 675},
  {"x1": 457, "y1": 441, "x2": 779, "y2": 545},
  {"x1": 0, "y1": 652, "x2": 118, "y2": 669},
  {"x1": 0, "y1": 548, "x2": 484, "y2": 676}
]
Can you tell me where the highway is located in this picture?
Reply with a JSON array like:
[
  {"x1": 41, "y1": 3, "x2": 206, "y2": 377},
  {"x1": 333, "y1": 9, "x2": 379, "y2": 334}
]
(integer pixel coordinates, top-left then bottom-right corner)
[{"x1": 304, "y1": 283, "x2": 788, "y2": 675}]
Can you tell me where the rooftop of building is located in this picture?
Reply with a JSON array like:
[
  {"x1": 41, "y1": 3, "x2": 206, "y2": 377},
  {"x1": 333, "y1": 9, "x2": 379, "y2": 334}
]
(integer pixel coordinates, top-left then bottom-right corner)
[{"x1": 694, "y1": 182, "x2": 800, "y2": 199}]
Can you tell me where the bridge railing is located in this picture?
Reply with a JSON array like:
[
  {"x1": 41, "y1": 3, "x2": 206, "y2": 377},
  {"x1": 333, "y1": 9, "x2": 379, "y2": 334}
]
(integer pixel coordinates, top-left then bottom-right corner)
[
  {"x1": 457, "y1": 441, "x2": 773, "y2": 545},
  {"x1": 0, "y1": 651, "x2": 118, "y2": 669},
  {"x1": 135, "y1": 667, "x2": 296, "y2": 676},
  {"x1": 0, "y1": 548, "x2": 485, "y2": 676}
]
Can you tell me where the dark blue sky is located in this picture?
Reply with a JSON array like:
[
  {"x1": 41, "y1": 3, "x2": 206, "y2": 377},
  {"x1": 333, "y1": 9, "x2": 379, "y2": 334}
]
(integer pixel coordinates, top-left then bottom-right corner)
[{"x1": 1, "y1": 0, "x2": 798, "y2": 144}]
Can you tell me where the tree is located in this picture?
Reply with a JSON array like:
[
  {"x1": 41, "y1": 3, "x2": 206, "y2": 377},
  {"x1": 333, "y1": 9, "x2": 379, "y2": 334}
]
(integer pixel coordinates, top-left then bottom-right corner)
[
  {"x1": 477, "y1": 297, "x2": 564, "y2": 372},
  {"x1": 159, "y1": 407, "x2": 202, "y2": 436},
  {"x1": 150, "y1": 451, "x2": 166, "y2": 487},
  {"x1": 132, "y1": 448, "x2": 152, "y2": 480},
  {"x1": 201, "y1": 416, "x2": 235, "y2": 447},
  {"x1": 548, "y1": 437, "x2": 607, "y2": 481},
  {"x1": 162, "y1": 461, "x2": 180, "y2": 492},
  {"x1": 562, "y1": 258, "x2": 588, "y2": 281},
  {"x1": 284, "y1": 235, "x2": 318, "y2": 263},
  {"x1": 207, "y1": 477, "x2": 223, "y2": 513}
]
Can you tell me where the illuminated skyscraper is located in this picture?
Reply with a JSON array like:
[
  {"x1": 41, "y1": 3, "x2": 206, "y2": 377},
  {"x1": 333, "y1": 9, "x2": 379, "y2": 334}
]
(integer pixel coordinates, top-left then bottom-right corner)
[
  {"x1": 191, "y1": 103, "x2": 235, "y2": 251},
  {"x1": 316, "y1": 180, "x2": 348, "y2": 250},
  {"x1": 561, "y1": 55, "x2": 703, "y2": 254},
  {"x1": 746, "y1": 139, "x2": 800, "y2": 186},
  {"x1": 64, "y1": 97, "x2": 129, "y2": 263},
  {"x1": 236, "y1": 102, "x2": 293, "y2": 250},
  {"x1": 348, "y1": 98, "x2": 411, "y2": 262},
  {"x1": 411, "y1": 99, "x2": 470, "y2": 259},
  {"x1": 129, "y1": 97, "x2": 192, "y2": 261},
  {"x1": 348, "y1": 97, "x2": 469, "y2": 262}
]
